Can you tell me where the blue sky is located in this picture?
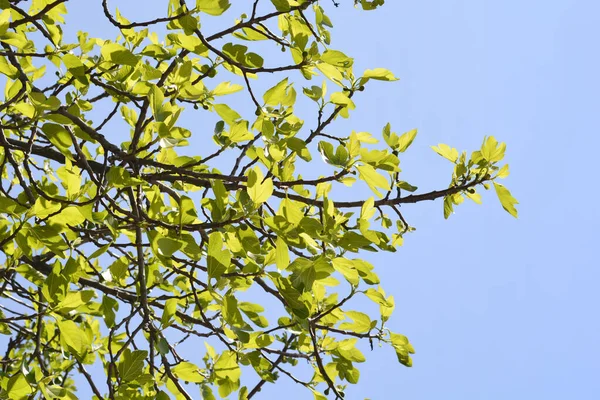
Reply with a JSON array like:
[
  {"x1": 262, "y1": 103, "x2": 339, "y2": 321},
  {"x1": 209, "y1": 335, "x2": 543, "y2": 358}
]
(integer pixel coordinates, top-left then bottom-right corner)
[{"x1": 24, "y1": 0, "x2": 600, "y2": 398}]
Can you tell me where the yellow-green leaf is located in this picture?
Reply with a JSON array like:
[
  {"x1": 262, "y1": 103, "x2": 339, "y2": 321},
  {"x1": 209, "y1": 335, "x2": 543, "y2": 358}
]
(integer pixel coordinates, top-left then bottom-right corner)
[
  {"x1": 213, "y1": 81, "x2": 243, "y2": 96},
  {"x1": 497, "y1": 164, "x2": 510, "y2": 179},
  {"x1": 228, "y1": 120, "x2": 253, "y2": 143},
  {"x1": 207, "y1": 232, "x2": 231, "y2": 280},
  {"x1": 196, "y1": 0, "x2": 231, "y2": 15},
  {"x1": 275, "y1": 237, "x2": 290, "y2": 270},
  {"x1": 57, "y1": 319, "x2": 91, "y2": 357},
  {"x1": 100, "y1": 42, "x2": 139, "y2": 66},
  {"x1": 396, "y1": 129, "x2": 417, "y2": 153},
  {"x1": 339, "y1": 311, "x2": 373, "y2": 334},
  {"x1": 214, "y1": 350, "x2": 241, "y2": 381},
  {"x1": 432, "y1": 143, "x2": 458, "y2": 162},
  {"x1": 493, "y1": 182, "x2": 518, "y2": 218},
  {"x1": 161, "y1": 298, "x2": 178, "y2": 328},
  {"x1": 357, "y1": 164, "x2": 390, "y2": 197},
  {"x1": 0, "y1": 10, "x2": 11, "y2": 35},
  {"x1": 247, "y1": 167, "x2": 273, "y2": 205},
  {"x1": 172, "y1": 361, "x2": 205, "y2": 383},
  {"x1": 321, "y1": 50, "x2": 353, "y2": 68},
  {"x1": 117, "y1": 349, "x2": 148, "y2": 382},
  {"x1": 6, "y1": 373, "x2": 33, "y2": 400},
  {"x1": 62, "y1": 54, "x2": 86, "y2": 77},
  {"x1": 363, "y1": 68, "x2": 399, "y2": 81},
  {"x1": 330, "y1": 91, "x2": 355, "y2": 109}
]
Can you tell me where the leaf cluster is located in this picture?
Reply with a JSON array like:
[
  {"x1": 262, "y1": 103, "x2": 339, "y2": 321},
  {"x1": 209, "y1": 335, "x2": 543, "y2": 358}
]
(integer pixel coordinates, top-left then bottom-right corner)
[{"x1": 0, "y1": 0, "x2": 516, "y2": 399}]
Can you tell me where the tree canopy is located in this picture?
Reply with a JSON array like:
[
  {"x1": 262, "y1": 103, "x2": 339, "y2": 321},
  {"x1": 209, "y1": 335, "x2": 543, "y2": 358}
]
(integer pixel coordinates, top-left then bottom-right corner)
[{"x1": 0, "y1": 0, "x2": 518, "y2": 399}]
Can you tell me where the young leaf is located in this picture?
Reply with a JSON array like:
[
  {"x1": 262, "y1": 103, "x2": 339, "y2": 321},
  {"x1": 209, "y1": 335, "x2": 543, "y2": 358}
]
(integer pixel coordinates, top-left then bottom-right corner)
[
  {"x1": 339, "y1": 311, "x2": 373, "y2": 334},
  {"x1": 100, "y1": 42, "x2": 139, "y2": 66},
  {"x1": 357, "y1": 164, "x2": 391, "y2": 197},
  {"x1": 396, "y1": 129, "x2": 417, "y2": 153},
  {"x1": 57, "y1": 319, "x2": 91, "y2": 357},
  {"x1": 197, "y1": 0, "x2": 231, "y2": 15},
  {"x1": 117, "y1": 349, "x2": 148, "y2": 382},
  {"x1": 432, "y1": 143, "x2": 458, "y2": 162},
  {"x1": 6, "y1": 373, "x2": 33, "y2": 400},
  {"x1": 247, "y1": 167, "x2": 273, "y2": 205},
  {"x1": 161, "y1": 298, "x2": 178, "y2": 328},
  {"x1": 172, "y1": 362, "x2": 205, "y2": 383},
  {"x1": 207, "y1": 232, "x2": 231, "y2": 280},
  {"x1": 275, "y1": 237, "x2": 290, "y2": 270},
  {"x1": 363, "y1": 68, "x2": 399, "y2": 81},
  {"x1": 493, "y1": 182, "x2": 518, "y2": 218}
]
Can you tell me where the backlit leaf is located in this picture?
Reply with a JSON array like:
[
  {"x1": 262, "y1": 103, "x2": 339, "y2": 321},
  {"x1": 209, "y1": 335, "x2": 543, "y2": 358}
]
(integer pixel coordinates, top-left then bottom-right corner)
[
  {"x1": 494, "y1": 182, "x2": 518, "y2": 218},
  {"x1": 247, "y1": 167, "x2": 273, "y2": 205}
]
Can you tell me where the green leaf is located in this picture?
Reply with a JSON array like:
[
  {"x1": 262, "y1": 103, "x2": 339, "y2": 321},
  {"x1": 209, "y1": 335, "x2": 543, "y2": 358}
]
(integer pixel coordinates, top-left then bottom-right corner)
[
  {"x1": 101, "y1": 295, "x2": 119, "y2": 328},
  {"x1": 197, "y1": 0, "x2": 231, "y2": 15},
  {"x1": 443, "y1": 196, "x2": 454, "y2": 219},
  {"x1": 321, "y1": 50, "x2": 353, "y2": 68},
  {"x1": 357, "y1": 164, "x2": 390, "y2": 197},
  {"x1": 179, "y1": 14, "x2": 198, "y2": 34},
  {"x1": 359, "y1": 0, "x2": 386, "y2": 11},
  {"x1": 57, "y1": 319, "x2": 91, "y2": 357},
  {"x1": 0, "y1": 56, "x2": 18, "y2": 79},
  {"x1": 247, "y1": 167, "x2": 273, "y2": 205},
  {"x1": 316, "y1": 63, "x2": 344, "y2": 86},
  {"x1": 202, "y1": 385, "x2": 217, "y2": 400},
  {"x1": 172, "y1": 361, "x2": 205, "y2": 383},
  {"x1": 229, "y1": 120, "x2": 254, "y2": 143},
  {"x1": 318, "y1": 141, "x2": 349, "y2": 167},
  {"x1": 0, "y1": 9, "x2": 11, "y2": 36},
  {"x1": 390, "y1": 332, "x2": 415, "y2": 367},
  {"x1": 62, "y1": 54, "x2": 86, "y2": 77},
  {"x1": 465, "y1": 190, "x2": 482, "y2": 204},
  {"x1": 274, "y1": 276, "x2": 310, "y2": 319},
  {"x1": 432, "y1": 143, "x2": 458, "y2": 162},
  {"x1": 363, "y1": 68, "x2": 398, "y2": 81},
  {"x1": 213, "y1": 81, "x2": 243, "y2": 96},
  {"x1": 336, "y1": 339, "x2": 366, "y2": 363},
  {"x1": 332, "y1": 258, "x2": 359, "y2": 285},
  {"x1": 149, "y1": 84, "x2": 168, "y2": 122},
  {"x1": 395, "y1": 129, "x2": 417, "y2": 153},
  {"x1": 275, "y1": 237, "x2": 290, "y2": 270},
  {"x1": 330, "y1": 91, "x2": 355, "y2": 109},
  {"x1": 29, "y1": 197, "x2": 61, "y2": 219},
  {"x1": 271, "y1": 0, "x2": 291, "y2": 12},
  {"x1": 214, "y1": 103, "x2": 241, "y2": 125},
  {"x1": 56, "y1": 290, "x2": 94, "y2": 312},
  {"x1": 493, "y1": 182, "x2": 518, "y2": 218},
  {"x1": 263, "y1": 78, "x2": 295, "y2": 106},
  {"x1": 156, "y1": 236, "x2": 182, "y2": 257},
  {"x1": 239, "y1": 302, "x2": 269, "y2": 328},
  {"x1": 339, "y1": 311, "x2": 373, "y2": 334},
  {"x1": 178, "y1": 195, "x2": 198, "y2": 225},
  {"x1": 481, "y1": 136, "x2": 506, "y2": 162},
  {"x1": 6, "y1": 373, "x2": 33, "y2": 400},
  {"x1": 117, "y1": 349, "x2": 148, "y2": 382},
  {"x1": 214, "y1": 350, "x2": 241, "y2": 381},
  {"x1": 161, "y1": 298, "x2": 178, "y2": 328},
  {"x1": 364, "y1": 288, "x2": 391, "y2": 307},
  {"x1": 497, "y1": 164, "x2": 510, "y2": 179},
  {"x1": 100, "y1": 42, "x2": 139, "y2": 66},
  {"x1": 207, "y1": 232, "x2": 231, "y2": 280},
  {"x1": 223, "y1": 292, "x2": 244, "y2": 327},
  {"x1": 303, "y1": 85, "x2": 323, "y2": 102},
  {"x1": 41, "y1": 123, "x2": 72, "y2": 156},
  {"x1": 39, "y1": 383, "x2": 67, "y2": 399}
]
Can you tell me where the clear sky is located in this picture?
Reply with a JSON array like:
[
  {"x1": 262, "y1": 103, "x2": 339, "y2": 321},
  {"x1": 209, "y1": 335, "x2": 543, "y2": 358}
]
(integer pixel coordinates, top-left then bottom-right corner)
[{"x1": 40, "y1": 0, "x2": 600, "y2": 398}]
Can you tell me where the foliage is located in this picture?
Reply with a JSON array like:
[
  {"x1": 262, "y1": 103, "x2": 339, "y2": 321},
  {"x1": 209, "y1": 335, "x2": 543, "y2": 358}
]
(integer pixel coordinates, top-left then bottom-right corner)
[{"x1": 0, "y1": 0, "x2": 517, "y2": 399}]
